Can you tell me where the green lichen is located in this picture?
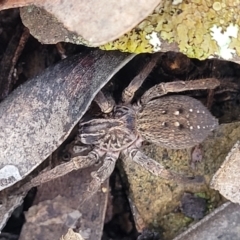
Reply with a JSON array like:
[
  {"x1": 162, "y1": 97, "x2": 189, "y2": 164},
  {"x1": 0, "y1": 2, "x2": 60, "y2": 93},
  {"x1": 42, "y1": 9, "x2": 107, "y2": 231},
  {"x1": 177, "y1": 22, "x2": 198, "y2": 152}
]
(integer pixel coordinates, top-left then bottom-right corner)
[{"x1": 100, "y1": 0, "x2": 240, "y2": 60}]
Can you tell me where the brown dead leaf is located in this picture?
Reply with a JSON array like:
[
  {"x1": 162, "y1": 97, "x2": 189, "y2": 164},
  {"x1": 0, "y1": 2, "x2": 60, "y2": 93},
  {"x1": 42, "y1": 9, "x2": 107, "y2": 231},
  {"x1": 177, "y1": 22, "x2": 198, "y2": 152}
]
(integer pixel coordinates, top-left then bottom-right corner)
[
  {"x1": 18, "y1": 166, "x2": 109, "y2": 240},
  {"x1": 0, "y1": 0, "x2": 161, "y2": 46}
]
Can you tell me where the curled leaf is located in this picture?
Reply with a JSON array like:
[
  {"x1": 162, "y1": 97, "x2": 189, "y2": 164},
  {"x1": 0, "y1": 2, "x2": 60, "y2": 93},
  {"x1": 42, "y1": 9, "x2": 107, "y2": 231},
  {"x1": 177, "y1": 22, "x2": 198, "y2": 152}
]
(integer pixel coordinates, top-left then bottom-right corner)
[{"x1": 0, "y1": 0, "x2": 161, "y2": 46}]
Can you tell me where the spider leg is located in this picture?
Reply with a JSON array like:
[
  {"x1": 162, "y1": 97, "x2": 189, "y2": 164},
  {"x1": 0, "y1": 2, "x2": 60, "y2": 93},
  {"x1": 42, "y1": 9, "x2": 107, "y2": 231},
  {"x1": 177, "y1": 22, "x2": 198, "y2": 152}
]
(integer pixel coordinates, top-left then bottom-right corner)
[
  {"x1": 122, "y1": 54, "x2": 160, "y2": 104},
  {"x1": 122, "y1": 147, "x2": 204, "y2": 184},
  {"x1": 94, "y1": 90, "x2": 115, "y2": 113},
  {"x1": 82, "y1": 151, "x2": 119, "y2": 201},
  {"x1": 141, "y1": 78, "x2": 220, "y2": 104},
  {"x1": 20, "y1": 148, "x2": 105, "y2": 192}
]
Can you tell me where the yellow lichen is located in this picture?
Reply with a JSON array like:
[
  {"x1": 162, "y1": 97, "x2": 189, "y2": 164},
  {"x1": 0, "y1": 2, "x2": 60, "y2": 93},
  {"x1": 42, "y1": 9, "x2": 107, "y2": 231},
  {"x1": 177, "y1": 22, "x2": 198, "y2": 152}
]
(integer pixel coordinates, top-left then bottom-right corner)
[
  {"x1": 100, "y1": 0, "x2": 240, "y2": 60},
  {"x1": 212, "y1": 2, "x2": 222, "y2": 11}
]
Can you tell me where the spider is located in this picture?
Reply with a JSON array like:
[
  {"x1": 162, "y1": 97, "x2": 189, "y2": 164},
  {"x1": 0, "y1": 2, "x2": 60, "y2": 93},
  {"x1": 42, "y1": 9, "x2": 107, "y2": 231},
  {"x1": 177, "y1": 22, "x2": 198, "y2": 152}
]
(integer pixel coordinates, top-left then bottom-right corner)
[{"x1": 23, "y1": 56, "x2": 219, "y2": 200}]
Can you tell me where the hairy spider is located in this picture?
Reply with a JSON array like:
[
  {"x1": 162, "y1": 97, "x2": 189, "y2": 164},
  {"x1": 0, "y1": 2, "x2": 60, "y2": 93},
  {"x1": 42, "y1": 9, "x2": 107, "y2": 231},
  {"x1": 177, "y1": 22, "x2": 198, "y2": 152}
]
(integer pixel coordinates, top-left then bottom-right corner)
[{"x1": 24, "y1": 58, "x2": 219, "y2": 200}]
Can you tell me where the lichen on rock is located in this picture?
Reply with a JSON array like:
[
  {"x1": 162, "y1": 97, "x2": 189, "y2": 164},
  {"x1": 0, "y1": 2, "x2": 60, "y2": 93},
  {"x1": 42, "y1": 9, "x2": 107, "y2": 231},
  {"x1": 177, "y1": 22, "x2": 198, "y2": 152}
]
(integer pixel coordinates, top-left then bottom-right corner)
[{"x1": 101, "y1": 0, "x2": 240, "y2": 60}]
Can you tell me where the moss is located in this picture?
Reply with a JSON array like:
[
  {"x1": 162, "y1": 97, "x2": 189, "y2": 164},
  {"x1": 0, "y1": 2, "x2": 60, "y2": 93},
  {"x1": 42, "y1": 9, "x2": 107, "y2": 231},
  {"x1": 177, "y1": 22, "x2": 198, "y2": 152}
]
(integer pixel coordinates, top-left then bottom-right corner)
[
  {"x1": 121, "y1": 122, "x2": 240, "y2": 239},
  {"x1": 100, "y1": 0, "x2": 240, "y2": 60}
]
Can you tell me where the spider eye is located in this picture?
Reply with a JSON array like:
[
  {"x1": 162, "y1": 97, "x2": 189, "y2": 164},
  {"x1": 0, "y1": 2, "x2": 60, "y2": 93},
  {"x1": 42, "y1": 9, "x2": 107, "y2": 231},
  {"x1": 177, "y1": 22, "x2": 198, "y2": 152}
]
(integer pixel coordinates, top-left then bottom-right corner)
[
  {"x1": 94, "y1": 159, "x2": 101, "y2": 166},
  {"x1": 114, "y1": 107, "x2": 124, "y2": 117},
  {"x1": 114, "y1": 106, "x2": 132, "y2": 118},
  {"x1": 62, "y1": 152, "x2": 71, "y2": 161}
]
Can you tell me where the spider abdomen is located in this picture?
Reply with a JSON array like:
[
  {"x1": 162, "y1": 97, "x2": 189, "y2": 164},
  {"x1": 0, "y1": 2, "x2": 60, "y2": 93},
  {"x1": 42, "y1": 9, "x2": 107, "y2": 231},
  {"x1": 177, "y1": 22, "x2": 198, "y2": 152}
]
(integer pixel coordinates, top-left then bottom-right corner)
[{"x1": 136, "y1": 95, "x2": 218, "y2": 149}]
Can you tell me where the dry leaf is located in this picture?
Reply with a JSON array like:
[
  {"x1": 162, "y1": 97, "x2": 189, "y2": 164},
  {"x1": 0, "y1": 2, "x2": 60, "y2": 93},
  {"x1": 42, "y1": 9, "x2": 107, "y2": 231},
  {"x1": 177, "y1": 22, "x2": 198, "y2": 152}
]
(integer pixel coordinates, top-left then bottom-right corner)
[
  {"x1": 0, "y1": 190, "x2": 26, "y2": 230},
  {"x1": 0, "y1": 0, "x2": 161, "y2": 46},
  {"x1": 0, "y1": 49, "x2": 133, "y2": 192},
  {"x1": 19, "y1": 167, "x2": 109, "y2": 240},
  {"x1": 173, "y1": 202, "x2": 240, "y2": 240},
  {"x1": 211, "y1": 141, "x2": 240, "y2": 204}
]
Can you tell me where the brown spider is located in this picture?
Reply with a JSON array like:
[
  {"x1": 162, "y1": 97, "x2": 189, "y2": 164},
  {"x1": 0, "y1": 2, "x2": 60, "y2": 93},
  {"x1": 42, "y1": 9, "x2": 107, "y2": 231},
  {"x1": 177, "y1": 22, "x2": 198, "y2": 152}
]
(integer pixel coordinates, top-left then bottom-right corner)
[{"x1": 24, "y1": 58, "x2": 219, "y2": 200}]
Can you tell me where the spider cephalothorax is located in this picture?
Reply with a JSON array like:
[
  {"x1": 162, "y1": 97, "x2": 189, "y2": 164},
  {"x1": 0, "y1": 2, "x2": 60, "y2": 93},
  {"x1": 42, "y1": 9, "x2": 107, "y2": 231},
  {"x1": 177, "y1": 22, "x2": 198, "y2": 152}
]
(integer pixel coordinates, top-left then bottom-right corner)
[
  {"x1": 25, "y1": 58, "x2": 220, "y2": 200},
  {"x1": 80, "y1": 105, "x2": 138, "y2": 152}
]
